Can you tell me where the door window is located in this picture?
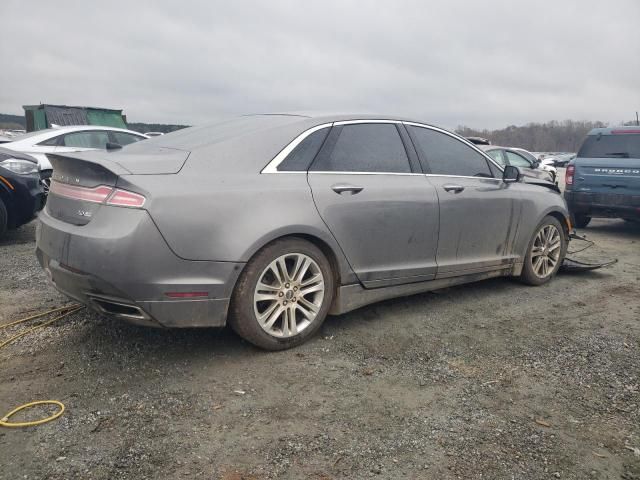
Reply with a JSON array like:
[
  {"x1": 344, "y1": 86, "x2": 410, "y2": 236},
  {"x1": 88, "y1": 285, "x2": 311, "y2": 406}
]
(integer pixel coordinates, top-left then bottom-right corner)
[
  {"x1": 409, "y1": 126, "x2": 492, "y2": 177},
  {"x1": 311, "y1": 123, "x2": 411, "y2": 173},
  {"x1": 505, "y1": 151, "x2": 533, "y2": 168},
  {"x1": 62, "y1": 131, "x2": 110, "y2": 149}
]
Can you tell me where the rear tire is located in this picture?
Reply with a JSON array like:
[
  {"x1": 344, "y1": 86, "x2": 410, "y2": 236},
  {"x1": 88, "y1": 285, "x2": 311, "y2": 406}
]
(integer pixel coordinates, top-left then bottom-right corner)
[
  {"x1": 519, "y1": 215, "x2": 567, "y2": 286},
  {"x1": 228, "y1": 238, "x2": 335, "y2": 350},
  {"x1": 0, "y1": 198, "x2": 7, "y2": 238},
  {"x1": 573, "y1": 215, "x2": 591, "y2": 228}
]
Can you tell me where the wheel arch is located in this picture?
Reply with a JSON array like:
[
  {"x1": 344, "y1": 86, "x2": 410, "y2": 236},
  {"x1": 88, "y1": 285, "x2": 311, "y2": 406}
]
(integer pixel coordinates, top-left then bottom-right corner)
[
  {"x1": 238, "y1": 227, "x2": 357, "y2": 288},
  {"x1": 546, "y1": 209, "x2": 571, "y2": 237}
]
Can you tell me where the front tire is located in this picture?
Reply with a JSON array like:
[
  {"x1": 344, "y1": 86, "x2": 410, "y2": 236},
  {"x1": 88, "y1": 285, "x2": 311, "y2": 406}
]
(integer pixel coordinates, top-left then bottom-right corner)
[
  {"x1": 519, "y1": 216, "x2": 567, "y2": 286},
  {"x1": 228, "y1": 238, "x2": 334, "y2": 350}
]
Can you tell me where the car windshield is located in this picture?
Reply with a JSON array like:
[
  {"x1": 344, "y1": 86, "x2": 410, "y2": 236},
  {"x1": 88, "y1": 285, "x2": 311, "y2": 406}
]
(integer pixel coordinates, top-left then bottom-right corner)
[{"x1": 578, "y1": 134, "x2": 640, "y2": 159}]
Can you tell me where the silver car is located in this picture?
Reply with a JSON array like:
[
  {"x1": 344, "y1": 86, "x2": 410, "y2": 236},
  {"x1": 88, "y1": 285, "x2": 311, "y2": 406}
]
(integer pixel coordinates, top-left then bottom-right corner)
[{"x1": 36, "y1": 114, "x2": 570, "y2": 350}]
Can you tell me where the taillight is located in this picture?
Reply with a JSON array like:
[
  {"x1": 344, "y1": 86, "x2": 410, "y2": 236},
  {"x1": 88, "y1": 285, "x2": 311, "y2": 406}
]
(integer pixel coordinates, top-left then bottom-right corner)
[
  {"x1": 106, "y1": 189, "x2": 146, "y2": 208},
  {"x1": 50, "y1": 180, "x2": 146, "y2": 208},
  {"x1": 566, "y1": 165, "x2": 575, "y2": 186}
]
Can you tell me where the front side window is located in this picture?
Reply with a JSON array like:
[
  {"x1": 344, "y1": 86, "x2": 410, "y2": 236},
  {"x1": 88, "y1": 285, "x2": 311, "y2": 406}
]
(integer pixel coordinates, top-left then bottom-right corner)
[
  {"x1": 409, "y1": 126, "x2": 492, "y2": 177},
  {"x1": 62, "y1": 131, "x2": 110, "y2": 149},
  {"x1": 505, "y1": 151, "x2": 532, "y2": 168},
  {"x1": 111, "y1": 131, "x2": 144, "y2": 146},
  {"x1": 311, "y1": 123, "x2": 411, "y2": 173}
]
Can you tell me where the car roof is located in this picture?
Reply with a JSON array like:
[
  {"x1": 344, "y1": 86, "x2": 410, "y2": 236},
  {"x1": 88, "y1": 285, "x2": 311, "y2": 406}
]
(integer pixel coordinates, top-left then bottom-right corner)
[{"x1": 587, "y1": 125, "x2": 640, "y2": 135}]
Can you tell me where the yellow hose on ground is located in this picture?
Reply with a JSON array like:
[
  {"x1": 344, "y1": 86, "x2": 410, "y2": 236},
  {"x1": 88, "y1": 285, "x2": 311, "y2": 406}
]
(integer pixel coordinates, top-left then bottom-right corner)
[{"x1": 0, "y1": 304, "x2": 83, "y2": 428}]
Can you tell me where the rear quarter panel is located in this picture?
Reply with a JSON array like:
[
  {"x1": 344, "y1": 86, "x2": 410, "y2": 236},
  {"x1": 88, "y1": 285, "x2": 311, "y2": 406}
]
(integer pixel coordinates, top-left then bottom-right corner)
[{"x1": 133, "y1": 164, "x2": 358, "y2": 285}]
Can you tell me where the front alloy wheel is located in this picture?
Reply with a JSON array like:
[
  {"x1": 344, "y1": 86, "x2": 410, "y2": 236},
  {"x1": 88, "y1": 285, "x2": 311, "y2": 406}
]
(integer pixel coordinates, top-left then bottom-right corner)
[
  {"x1": 519, "y1": 215, "x2": 567, "y2": 286},
  {"x1": 530, "y1": 225, "x2": 562, "y2": 279}
]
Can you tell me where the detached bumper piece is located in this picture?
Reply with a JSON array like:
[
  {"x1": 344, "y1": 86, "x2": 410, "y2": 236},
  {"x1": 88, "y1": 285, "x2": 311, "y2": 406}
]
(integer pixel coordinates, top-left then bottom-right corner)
[
  {"x1": 561, "y1": 257, "x2": 618, "y2": 272},
  {"x1": 560, "y1": 232, "x2": 618, "y2": 272}
]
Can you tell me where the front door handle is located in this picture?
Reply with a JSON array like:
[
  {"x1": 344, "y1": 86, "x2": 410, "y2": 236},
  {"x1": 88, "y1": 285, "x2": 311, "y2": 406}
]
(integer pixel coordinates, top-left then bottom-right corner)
[
  {"x1": 331, "y1": 184, "x2": 364, "y2": 195},
  {"x1": 443, "y1": 184, "x2": 465, "y2": 193}
]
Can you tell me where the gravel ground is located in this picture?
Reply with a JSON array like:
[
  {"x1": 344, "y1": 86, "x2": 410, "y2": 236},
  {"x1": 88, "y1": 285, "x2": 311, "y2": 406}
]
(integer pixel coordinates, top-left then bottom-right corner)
[{"x1": 1, "y1": 215, "x2": 639, "y2": 479}]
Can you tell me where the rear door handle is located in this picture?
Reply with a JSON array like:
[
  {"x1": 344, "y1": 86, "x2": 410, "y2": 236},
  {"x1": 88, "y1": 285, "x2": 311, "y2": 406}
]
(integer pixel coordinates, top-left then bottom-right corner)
[
  {"x1": 331, "y1": 184, "x2": 364, "y2": 195},
  {"x1": 443, "y1": 184, "x2": 465, "y2": 193}
]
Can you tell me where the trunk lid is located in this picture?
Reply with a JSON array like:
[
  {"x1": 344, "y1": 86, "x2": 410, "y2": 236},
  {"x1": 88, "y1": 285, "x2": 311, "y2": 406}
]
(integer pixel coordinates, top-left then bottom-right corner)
[{"x1": 45, "y1": 146, "x2": 187, "y2": 226}]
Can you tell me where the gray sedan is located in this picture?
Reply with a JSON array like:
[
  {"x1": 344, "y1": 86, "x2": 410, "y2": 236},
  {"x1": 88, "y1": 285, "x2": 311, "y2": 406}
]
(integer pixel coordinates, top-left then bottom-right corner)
[{"x1": 36, "y1": 114, "x2": 570, "y2": 350}]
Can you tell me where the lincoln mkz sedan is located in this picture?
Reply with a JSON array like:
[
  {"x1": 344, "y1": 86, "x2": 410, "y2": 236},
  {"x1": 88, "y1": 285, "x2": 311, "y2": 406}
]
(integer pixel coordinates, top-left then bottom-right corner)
[{"x1": 36, "y1": 114, "x2": 570, "y2": 349}]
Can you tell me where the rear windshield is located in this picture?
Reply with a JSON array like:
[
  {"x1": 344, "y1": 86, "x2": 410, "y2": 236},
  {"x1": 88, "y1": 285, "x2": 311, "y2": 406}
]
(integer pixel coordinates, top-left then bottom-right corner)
[{"x1": 578, "y1": 134, "x2": 640, "y2": 159}]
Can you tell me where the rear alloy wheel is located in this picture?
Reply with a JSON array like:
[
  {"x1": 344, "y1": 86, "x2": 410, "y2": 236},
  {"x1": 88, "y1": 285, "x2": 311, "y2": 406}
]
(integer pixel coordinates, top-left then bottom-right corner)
[
  {"x1": 520, "y1": 216, "x2": 567, "y2": 286},
  {"x1": 573, "y1": 215, "x2": 591, "y2": 228},
  {"x1": 229, "y1": 238, "x2": 334, "y2": 350}
]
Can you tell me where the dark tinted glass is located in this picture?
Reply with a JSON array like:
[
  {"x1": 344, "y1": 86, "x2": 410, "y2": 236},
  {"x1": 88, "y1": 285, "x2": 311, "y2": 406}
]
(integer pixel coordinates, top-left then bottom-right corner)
[
  {"x1": 409, "y1": 126, "x2": 491, "y2": 177},
  {"x1": 278, "y1": 127, "x2": 329, "y2": 171},
  {"x1": 578, "y1": 134, "x2": 640, "y2": 159},
  {"x1": 311, "y1": 123, "x2": 410, "y2": 173}
]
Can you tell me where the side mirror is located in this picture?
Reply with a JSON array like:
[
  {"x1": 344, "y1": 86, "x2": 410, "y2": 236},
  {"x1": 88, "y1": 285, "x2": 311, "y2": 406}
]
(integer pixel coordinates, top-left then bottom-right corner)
[
  {"x1": 532, "y1": 160, "x2": 541, "y2": 168},
  {"x1": 503, "y1": 165, "x2": 522, "y2": 183}
]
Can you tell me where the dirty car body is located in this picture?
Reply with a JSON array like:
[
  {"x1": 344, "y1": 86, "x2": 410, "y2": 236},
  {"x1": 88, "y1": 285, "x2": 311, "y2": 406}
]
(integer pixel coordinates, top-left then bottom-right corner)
[{"x1": 35, "y1": 114, "x2": 570, "y2": 341}]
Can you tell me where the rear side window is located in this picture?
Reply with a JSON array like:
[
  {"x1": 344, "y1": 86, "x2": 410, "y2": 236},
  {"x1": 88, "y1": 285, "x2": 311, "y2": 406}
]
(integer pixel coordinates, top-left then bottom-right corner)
[
  {"x1": 278, "y1": 127, "x2": 330, "y2": 171},
  {"x1": 311, "y1": 123, "x2": 411, "y2": 173},
  {"x1": 409, "y1": 126, "x2": 492, "y2": 177},
  {"x1": 578, "y1": 134, "x2": 640, "y2": 159},
  {"x1": 38, "y1": 135, "x2": 62, "y2": 146},
  {"x1": 62, "y1": 131, "x2": 110, "y2": 149},
  {"x1": 111, "y1": 131, "x2": 144, "y2": 146}
]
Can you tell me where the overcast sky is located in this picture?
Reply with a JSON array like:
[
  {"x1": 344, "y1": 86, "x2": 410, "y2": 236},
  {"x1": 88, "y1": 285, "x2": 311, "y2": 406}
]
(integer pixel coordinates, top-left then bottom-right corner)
[{"x1": 1, "y1": 0, "x2": 638, "y2": 130}]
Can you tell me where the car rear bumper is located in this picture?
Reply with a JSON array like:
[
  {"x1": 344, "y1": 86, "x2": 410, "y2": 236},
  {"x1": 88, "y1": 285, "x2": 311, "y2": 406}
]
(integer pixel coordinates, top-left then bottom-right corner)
[
  {"x1": 36, "y1": 206, "x2": 244, "y2": 328},
  {"x1": 565, "y1": 191, "x2": 640, "y2": 219}
]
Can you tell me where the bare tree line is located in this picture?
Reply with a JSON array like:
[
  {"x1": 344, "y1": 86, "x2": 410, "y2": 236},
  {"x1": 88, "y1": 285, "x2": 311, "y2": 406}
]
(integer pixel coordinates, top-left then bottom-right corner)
[{"x1": 455, "y1": 120, "x2": 623, "y2": 152}]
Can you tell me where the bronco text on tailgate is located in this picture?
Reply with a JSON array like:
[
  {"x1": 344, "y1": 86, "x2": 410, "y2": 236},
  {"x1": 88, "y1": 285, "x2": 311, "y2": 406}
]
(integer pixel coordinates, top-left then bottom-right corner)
[{"x1": 565, "y1": 126, "x2": 640, "y2": 228}]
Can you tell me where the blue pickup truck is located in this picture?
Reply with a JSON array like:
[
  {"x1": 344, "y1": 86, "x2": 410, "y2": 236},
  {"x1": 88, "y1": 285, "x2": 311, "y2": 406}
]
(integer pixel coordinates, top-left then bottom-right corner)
[{"x1": 564, "y1": 126, "x2": 640, "y2": 228}]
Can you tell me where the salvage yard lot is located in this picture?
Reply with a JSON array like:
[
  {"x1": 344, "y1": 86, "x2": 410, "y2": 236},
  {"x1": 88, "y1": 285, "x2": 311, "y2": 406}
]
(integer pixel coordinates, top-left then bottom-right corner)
[{"x1": 1, "y1": 217, "x2": 639, "y2": 479}]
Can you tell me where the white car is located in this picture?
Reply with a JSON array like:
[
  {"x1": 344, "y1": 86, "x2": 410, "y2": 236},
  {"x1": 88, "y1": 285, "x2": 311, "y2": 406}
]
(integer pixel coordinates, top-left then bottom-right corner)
[{"x1": 2, "y1": 125, "x2": 149, "y2": 173}]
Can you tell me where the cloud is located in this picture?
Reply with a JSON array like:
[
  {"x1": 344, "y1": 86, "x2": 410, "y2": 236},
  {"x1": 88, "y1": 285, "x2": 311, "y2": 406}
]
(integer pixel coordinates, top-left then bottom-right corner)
[{"x1": 1, "y1": 0, "x2": 638, "y2": 129}]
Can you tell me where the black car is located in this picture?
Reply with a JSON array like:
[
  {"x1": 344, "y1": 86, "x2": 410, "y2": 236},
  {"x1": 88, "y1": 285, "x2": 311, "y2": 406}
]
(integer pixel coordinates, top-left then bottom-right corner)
[{"x1": 0, "y1": 147, "x2": 46, "y2": 237}]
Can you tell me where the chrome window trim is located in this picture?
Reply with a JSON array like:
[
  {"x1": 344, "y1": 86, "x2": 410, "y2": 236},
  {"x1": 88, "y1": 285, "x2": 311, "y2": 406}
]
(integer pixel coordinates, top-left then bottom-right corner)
[
  {"x1": 402, "y1": 121, "x2": 505, "y2": 173},
  {"x1": 333, "y1": 119, "x2": 402, "y2": 126},
  {"x1": 424, "y1": 173, "x2": 502, "y2": 182},
  {"x1": 261, "y1": 123, "x2": 333, "y2": 173},
  {"x1": 309, "y1": 171, "x2": 423, "y2": 176},
  {"x1": 262, "y1": 119, "x2": 505, "y2": 177}
]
